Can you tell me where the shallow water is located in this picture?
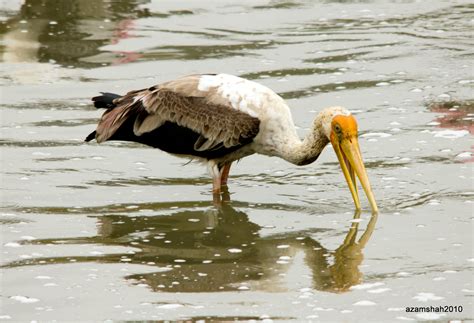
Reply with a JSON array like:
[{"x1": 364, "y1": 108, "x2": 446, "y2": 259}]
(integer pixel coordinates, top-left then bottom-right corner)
[{"x1": 1, "y1": 0, "x2": 473, "y2": 321}]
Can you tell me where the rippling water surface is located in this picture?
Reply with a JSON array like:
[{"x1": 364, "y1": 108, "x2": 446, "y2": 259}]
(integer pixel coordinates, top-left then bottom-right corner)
[{"x1": 1, "y1": 0, "x2": 473, "y2": 321}]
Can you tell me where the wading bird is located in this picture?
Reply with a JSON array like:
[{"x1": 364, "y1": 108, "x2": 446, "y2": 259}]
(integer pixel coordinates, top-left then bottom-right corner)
[{"x1": 85, "y1": 74, "x2": 378, "y2": 212}]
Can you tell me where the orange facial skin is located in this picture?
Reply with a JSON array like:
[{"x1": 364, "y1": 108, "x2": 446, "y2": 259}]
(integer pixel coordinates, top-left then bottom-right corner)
[
  {"x1": 331, "y1": 114, "x2": 358, "y2": 140},
  {"x1": 329, "y1": 114, "x2": 378, "y2": 213}
]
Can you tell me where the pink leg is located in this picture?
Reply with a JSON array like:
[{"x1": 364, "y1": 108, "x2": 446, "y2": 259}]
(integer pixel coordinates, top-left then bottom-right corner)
[
  {"x1": 208, "y1": 161, "x2": 221, "y2": 194},
  {"x1": 212, "y1": 173, "x2": 221, "y2": 194},
  {"x1": 211, "y1": 171, "x2": 222, "y2": 206},
  {"x1": 220, "y1": 162, "x2": 232, "y2": 186}
]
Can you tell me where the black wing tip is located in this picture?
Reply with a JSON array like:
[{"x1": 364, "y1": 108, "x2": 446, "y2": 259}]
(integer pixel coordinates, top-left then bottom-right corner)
[{"x1": 85, "y1": 130, "x2": 96, "y2": 142}]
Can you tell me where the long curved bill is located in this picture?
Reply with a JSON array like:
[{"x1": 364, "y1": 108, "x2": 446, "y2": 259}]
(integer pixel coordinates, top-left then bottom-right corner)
[{"x1": 332, "y1": 137, "x2": 379, "y2": 213}]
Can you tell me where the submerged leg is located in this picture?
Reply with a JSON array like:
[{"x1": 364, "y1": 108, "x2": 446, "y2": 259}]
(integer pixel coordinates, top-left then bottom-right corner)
[
  {"x1": 221, "y1": 185, "x2": 231, "y2": 203},
  {"x1": 208, "y1": 161, "x2": 233, "y2": 205},
  {"x1": 220, "y1": 162, "x2": 232, "y2": 186},
  {"x1": 207, "y1": 161, "x2": 221, "y2": 194}
]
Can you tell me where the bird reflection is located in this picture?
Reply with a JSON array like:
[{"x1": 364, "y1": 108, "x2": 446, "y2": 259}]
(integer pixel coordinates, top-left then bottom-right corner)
[{"x1": 4, "y1": 202, "x2": 377, "y2": 293}]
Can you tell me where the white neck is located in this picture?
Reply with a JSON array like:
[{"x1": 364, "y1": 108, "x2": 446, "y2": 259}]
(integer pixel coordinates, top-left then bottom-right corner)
[
  {"x1": 278, "y1": 121, "x2": 329, "y2": 166},
  {"x1": 256, "y1": 106, "x2": 349, "y2": 166}
]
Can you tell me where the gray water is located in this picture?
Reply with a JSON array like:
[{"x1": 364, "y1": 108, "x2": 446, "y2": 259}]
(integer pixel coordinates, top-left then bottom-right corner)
[{"x1": 1, "y1": 0, "x2": 473, "y2": 321}]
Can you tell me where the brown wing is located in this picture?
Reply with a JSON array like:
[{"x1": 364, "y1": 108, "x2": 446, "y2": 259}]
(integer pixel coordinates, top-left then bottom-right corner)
[{"x1": 94, "y1": 75, "x2": 260, "y2": 152}]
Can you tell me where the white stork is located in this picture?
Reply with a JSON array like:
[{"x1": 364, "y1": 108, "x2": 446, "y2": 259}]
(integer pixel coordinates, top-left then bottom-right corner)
[{"x1": 86, "y1": 73, "x2": 378, "y2": 212}]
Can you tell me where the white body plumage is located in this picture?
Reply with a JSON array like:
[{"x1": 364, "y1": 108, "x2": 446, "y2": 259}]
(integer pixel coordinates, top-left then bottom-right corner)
[{"x1": 197, "y1": 74, "x2": 311, "y2": 163}]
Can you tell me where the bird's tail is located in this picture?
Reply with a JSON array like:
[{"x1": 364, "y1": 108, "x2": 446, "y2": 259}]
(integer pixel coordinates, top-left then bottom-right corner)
[
  {"x1": 85, "y1": 130, "x2": 97, "y2": 142},
  {"x1": 91, "y1": 92, "x2": 122, "y2": 109},
  {"x1": 85, "y1": 92, "x2": 122, "y2": 142}
]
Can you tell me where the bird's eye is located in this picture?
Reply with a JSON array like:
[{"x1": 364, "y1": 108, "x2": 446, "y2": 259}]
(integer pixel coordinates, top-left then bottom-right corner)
[{"x1": 334, "y1": 124, "x2": 342, "y2": 133}]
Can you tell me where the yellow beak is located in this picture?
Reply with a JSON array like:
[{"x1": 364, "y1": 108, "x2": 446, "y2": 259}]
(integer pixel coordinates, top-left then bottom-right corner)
[{"x1": 331, "y1": 136, "x2": 379, "y2": 213}]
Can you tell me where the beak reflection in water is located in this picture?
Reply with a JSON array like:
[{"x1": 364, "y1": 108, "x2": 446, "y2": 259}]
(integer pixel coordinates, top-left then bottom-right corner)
[{"x1": 330, "y1": 115, "x2": 379, "y2": 213}]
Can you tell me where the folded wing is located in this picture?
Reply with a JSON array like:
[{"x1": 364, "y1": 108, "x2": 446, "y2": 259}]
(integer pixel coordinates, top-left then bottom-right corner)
[{"x1": 92, "y1": 75, "x2": 261, "y2": 155}]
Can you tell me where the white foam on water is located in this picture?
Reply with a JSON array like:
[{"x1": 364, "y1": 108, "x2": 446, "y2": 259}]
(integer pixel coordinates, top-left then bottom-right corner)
[
  {"x1": 437, "y1": 93, "x2": 451, "y2": 99},
  {"x1": 314, "y1": 307, "x2": 334, "y2": 311},
  {"x1": 228, "y1": 248, "x2": 242, "y2": 253},
  {"x1": 4, "y1": 242, "x2": 21, "y2": 248},
  {"x1": 396, "y1": 272, "x2": 411, "y2": 277},
  {"x1": 396, "y1": 316, "x2": 415, "y2": 321},
  {"x1": 412, "y1": 292, "x2": 444, "y2": 302},
  {"x1": 360, "y1": 132, "x2": 392, "y2": 138},
  {"x1": 306, "y1": 315, "x2": 319, "y2": 319},
  {"x1": 350, "y1": 282, "x2": 384, "y2": 290},
  {"x1": 433, "y1": 130, "x2": 469, "y2": 139},
  {"x1": 353, "y1": 300, "x2": 376, "y2": 306},
  {"x1": 10, "y1": 296, "x2": 39, "y2": 304},
  {"x1": 368, "y1": 288, "x2": 391, "y2": 294},
  {"x1": 387, "y1": 307, "x2": 404, "y2": 311},
  {"x1": 456, "y1": 152, "x2": 472, "y2": 159},
  {"x1": 299, "y1": 287, "x2": 311, "y2": 293},
  {"x1": 416, "y1": 312, "x2": 445, "y2": 320},
  {"x1": 157, "y1": 303, "x2": 183, "y2": 309}
]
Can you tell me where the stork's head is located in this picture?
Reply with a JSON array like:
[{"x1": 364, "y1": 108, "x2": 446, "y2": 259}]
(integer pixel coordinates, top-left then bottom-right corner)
[{"x1": 318, "y1": 107, "x2": 378, "y2": 213}]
